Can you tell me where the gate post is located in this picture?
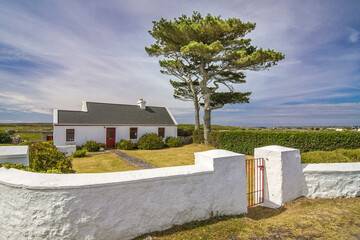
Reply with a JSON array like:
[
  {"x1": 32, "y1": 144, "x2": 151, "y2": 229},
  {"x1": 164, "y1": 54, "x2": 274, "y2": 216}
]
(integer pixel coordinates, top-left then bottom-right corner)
[{"x1": 254, "y1": 145, "x2": 302, "y2": 208}]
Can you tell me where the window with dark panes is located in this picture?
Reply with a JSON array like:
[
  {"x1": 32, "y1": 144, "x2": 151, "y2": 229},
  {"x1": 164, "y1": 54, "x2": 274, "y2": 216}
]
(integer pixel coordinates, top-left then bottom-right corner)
[
  {"x1": 158, "y1": 128, "x2": 165, "y2": 138},
  {"x1": 66, "y1": 129, "x2": 75, "y2": 141},
  {"x1": 130, "y1": 128, "x2": 138, "y2": 139}
]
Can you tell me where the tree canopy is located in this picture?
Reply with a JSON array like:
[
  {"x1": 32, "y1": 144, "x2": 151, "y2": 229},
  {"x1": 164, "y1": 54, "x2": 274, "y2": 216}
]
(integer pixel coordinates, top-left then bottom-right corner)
[{"x1": 146, "y1": 12, "x2": 285, "y2": 143}]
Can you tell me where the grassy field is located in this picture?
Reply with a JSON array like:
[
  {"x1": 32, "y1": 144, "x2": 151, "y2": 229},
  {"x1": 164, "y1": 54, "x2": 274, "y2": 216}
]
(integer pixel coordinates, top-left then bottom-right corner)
[
  {"x1": 16, "y1": 132, "x2": 42, "y2": 141},
  {"x1": 123, "y1": 144, "x2": 216, "y2": 167},
  {"x1": 72, "y1": 153, "x2": 138, "y2": 173},
  {"x1": 135, "y1": 197, "x2": 360, "y2": 240},
  {"x1": 0, "y1": 123, "x2": 53, "y2": 132}
]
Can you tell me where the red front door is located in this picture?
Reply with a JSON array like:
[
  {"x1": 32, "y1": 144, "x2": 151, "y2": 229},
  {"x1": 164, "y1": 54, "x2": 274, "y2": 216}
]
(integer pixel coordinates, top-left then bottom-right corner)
[{"x1": 106, "y1": 128, "x2": 116, "y2": 149}]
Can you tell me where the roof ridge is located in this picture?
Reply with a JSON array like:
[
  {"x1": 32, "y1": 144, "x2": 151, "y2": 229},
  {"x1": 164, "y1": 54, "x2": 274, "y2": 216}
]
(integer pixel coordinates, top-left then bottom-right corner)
[{"x1": 86, "y1": 101, "x2": 163, "y2": 108}]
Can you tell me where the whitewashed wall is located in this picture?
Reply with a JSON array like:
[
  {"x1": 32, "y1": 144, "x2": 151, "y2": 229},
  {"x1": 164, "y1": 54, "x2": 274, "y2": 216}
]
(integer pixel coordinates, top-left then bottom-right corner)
[
  {"x1": 0, "y1": 146, "x2": 29, "y2": 166},
  {"x1": 302, "y1": 162, "x2": 360, "y2": 198},
  {"x1": 255, "y1": 145, "x2": 360, "y2": 208},
  {"x1": 53, "y1": 125, "x2": 177, "y2": 146},
  {"x1": 0, "y1": 150, "x2": 247, "y2": 240}
]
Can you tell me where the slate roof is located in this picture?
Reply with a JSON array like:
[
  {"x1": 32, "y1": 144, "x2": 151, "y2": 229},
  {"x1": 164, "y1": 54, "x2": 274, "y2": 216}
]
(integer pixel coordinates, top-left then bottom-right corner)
[{"x1": 56, "y1": 102, "x2": 176, "y2": 125}]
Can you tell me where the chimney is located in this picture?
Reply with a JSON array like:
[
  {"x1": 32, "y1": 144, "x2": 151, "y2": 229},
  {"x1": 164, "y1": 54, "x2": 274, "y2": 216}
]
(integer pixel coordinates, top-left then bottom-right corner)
[{"x1": 137, "y1": 98, "x2": 147, "y2": 110}]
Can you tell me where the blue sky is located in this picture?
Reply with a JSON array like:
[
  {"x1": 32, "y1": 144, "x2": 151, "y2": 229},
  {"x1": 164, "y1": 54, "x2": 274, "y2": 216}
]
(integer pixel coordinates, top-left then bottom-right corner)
[{"x1": 0, "y1": 0, "x2": 359, "y2": 126}]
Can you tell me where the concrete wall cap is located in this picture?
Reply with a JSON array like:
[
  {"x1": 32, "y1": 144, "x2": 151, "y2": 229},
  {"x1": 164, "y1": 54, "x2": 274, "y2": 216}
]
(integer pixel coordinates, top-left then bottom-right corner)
[
  {"x1": 194, "y1": 149, "x2": 243, "y2": 159},
  {"x1": 257, "y1": 145, "x2": 298, "y2": 152},
  {"x1": 302, "y1": 162, "x2": 360, "y2": 172},
  {"x1": 0, "y1": 146, "x2": 28, "y2": 155},
  {"x1": 0, "y1": 164, "x2": 213, "y2": 190}
]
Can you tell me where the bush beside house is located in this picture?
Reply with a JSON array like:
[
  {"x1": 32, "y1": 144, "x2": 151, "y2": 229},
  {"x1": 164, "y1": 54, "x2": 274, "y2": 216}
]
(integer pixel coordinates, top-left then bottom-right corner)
[
  {"x1": 72, "y1": 149, "x2": 87, "y2": 158},
  {"x1": 115, "y1": 140, "x2": 136, "y2": 150},
  {"x1": 84, "y1": 141, "x2": 105, "y2": 152},
  {"x1": 137, "y1": 133, "x2": 164, "y2": 150},
  {"x1": 165, "y1": 137, "x2": 180, "y2": 147}
]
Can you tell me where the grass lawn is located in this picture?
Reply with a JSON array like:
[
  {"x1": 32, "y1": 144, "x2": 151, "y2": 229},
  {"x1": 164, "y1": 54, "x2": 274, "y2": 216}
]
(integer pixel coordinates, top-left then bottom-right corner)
[
  {"x1": 72, "y1": 153, "x2": 138, "y2": 173},
  {"x1": 136, "y1": 197, "x2": 360, "y2": 240},
  {"x1": 123, "y1": 144, "x2": 217, "y2": 167},
  {"x1": 16, "y1": 132, "x2": 42, "y2": 141},
  {"x1": 124, "y1": 144, "x2": 254, "y2": 167}
]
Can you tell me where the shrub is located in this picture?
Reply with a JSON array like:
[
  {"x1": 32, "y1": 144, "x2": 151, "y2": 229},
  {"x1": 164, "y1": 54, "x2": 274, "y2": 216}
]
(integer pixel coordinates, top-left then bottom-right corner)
[
  {"x1": 84, "y1": 141, "x2": 101, "y2": 152},
  {"x1": 116, "y1": 140, "x2": 135, "y2": 150},
  {"x1": 98, "y1": 143, "x2": 106, "y2": 150},
  {"x1": 0, "y1": 163, "x2": 31, "y2": 171},
  {"x1": 72, "y1": 149, "x2": 87, "y2": 158},
  {"x1": 29, "y1": 142, "x2": 74, "y2": 173},
  {"x1": 215, "y1": 130, "x2": 360, "y2": 155},
  {"x1": 165, "y1": 137, "x2": 180, "y2": 147},
  {"x1": 137, "y1": 133, "x2": 164, "y2": 150},
  {"x1": 178, "y1": 128, "x2": 193, "y2": 137},
  {"x1": 18, "y1": 141, "x2": 33, "y2": 146},
  {"x1": 0, "y1": 130, "x2": 11, "y2": 144},
  {"x1": 193, "y1": 129, "x2": 204, "y2": 144}
]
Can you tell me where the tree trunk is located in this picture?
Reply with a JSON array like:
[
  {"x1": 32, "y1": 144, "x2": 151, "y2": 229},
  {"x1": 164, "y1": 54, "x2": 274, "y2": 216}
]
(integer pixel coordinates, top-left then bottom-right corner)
[
  {"x1": 194, "y1": 98, "x2": 200, "y2": 130},
  {"x1": 199, "y1": 62, "x2": 211, "y2": 144},
  {"x1": 203, "y1": 93, "x2": 211, "y2": 144}
]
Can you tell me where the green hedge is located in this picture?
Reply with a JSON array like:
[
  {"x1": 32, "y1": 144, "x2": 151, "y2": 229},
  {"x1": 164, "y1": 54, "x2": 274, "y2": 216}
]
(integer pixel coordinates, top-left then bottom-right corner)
[
  {"x1": 195, "y1": 130, "x2": 360, "y2": 155},
  {"x1": 0, "y1": 130, "x2": 11, "y2": 144}
]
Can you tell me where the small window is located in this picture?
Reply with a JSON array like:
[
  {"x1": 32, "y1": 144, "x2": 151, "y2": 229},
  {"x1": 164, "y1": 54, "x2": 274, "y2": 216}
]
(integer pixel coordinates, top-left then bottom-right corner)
[
  {"x1": 130, "y1": 128, "x2": 138, "y2": 139},
  {"x1": 158, "y1": 128, "x2": 165, "y2": 138},
  {"x1": 66, "y1": 129, "x2": 74, "y2": 141}
]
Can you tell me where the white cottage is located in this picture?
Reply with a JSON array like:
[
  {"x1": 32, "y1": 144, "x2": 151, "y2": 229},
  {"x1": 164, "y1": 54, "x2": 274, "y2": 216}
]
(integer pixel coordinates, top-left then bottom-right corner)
[{"x1": 53, "y1": 100, "x2": 178, "y2": 148}]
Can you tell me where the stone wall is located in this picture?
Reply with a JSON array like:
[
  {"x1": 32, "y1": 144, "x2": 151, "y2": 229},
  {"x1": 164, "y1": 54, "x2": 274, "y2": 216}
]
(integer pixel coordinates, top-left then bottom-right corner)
[
  {"x1": 302, "y1": 162, "x2": 360, "y2": 198},
  {"x1": 0, "y1": 150, "x2": 247, "y2": 240}
]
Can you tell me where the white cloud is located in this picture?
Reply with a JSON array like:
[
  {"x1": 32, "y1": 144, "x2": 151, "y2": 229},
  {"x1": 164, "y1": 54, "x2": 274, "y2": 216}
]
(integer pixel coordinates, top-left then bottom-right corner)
[{"x1": 349, "y1": 28, "x2": 360, "y2": 43}]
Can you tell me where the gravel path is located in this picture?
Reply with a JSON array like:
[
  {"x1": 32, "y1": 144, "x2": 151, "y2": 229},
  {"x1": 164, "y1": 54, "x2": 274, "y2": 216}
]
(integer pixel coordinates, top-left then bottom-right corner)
[{"x1": 109, "y1": 150, "x2": 158, "y2": 169}]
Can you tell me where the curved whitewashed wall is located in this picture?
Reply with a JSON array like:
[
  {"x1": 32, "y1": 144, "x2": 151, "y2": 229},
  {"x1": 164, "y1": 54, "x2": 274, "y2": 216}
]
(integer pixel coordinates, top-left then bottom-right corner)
[
  {"x1": 0, "y1": 150, "x2": 247, "y2": 240},
  {"x1": 302, "y1": 162, "x2": 360, "y2": 198}
]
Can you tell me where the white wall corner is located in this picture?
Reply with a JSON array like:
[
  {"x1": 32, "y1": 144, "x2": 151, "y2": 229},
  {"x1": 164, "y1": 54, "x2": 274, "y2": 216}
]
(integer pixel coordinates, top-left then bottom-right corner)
[
  {"x1": 255, "y1": 145, "x2": 302, "y2": 208},
  {"x1": 53, "y1": 109, "x2": 58, "y2": 124},
  {"x1": 81, "y1": 101, "x2": 88, "y2": 112}
]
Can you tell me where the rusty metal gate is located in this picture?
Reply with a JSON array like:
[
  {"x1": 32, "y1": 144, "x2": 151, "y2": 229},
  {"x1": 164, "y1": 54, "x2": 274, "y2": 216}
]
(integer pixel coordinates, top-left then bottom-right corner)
[{"x1": 246, "y1": 158, "x2": 265, "y2": 207}]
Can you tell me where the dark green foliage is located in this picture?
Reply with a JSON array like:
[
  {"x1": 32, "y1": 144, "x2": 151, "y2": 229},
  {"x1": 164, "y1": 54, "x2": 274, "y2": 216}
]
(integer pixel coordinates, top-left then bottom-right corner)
[
  {"x1": 137, "y1": 133, "x2": 164, "y2": 150},
  {"x1": 0, "y1": 163, "x2": 31, "y2": 171},
  {"x1": 116, "y1": 140, "x2": 135, "y2": 150},
  {"x1": 6, "y1": 130, "x2": 15, "y2": 135},
  {"x1": 72, "y1": 149, "x2": 87, "y2": 158},
  {"x1": 98, "y1": 143, "x2": 106, "y2": 149},
  {"x1": 214, "y1": 130, "x2": 360, "y2": 155},
  {"x1": 178, "y1": 128, "x2": 194, "y2": 136},
  {"x1": 84, "y1": 141, "x2": 103, "y2": 152},
  {"x1": 146, "y1": 12, "x2": 285, "y2": 143},
  {"x1": 18, "y1": 141, "x2": 33, "y2": 145},
  {"x1": 193, "y1": 129, "x2": 204, "y2": 144},
  {"x1": 0, "y1": 130, "x2": 11, "y2": 143},
  {"x1": 29, "y1": 142, "x2": 74, "y2": 173},
  {"x1": 165, "y1": 137, "x2": 180, "y2": 147}
]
